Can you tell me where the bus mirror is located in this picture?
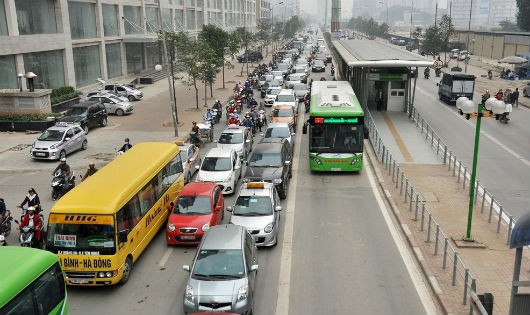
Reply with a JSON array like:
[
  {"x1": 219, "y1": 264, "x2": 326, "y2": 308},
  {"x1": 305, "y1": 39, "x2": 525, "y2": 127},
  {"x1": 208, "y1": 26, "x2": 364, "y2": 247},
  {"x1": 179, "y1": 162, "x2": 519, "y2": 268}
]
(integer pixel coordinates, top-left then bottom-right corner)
[
  {"x1": 302, "y1": 122, "x2": 308, "y2": 134},
  {"x1": 118, "y1": 230, "x2": 128, "y2": 243},
  {"x1": 364, "y1": 127, "x2": 369, "y2": 139}
]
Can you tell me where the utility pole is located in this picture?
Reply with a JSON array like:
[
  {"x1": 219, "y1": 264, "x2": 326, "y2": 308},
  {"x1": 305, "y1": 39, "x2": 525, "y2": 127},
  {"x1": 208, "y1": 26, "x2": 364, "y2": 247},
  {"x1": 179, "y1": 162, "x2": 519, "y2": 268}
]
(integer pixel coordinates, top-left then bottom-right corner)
[
  {"x1": 434, "y1": 2, "x2": 438, "y2": 26},
  {"x1": 464, "y1": 0, "x2": 473, "y2": 73}
]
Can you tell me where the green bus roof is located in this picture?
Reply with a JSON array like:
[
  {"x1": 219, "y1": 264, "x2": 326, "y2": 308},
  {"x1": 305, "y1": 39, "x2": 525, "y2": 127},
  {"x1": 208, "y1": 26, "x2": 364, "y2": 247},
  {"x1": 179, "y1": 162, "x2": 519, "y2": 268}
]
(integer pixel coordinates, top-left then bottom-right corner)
[
  {"x1": 310, "y1": 81, "x2": 364, "y2": 117},
  {"x1": 50, "y1": 142, "x2": 179, "y2": 216},
  {"x1": 0, "y1": 247, "x2": 59, "y2": 307}
]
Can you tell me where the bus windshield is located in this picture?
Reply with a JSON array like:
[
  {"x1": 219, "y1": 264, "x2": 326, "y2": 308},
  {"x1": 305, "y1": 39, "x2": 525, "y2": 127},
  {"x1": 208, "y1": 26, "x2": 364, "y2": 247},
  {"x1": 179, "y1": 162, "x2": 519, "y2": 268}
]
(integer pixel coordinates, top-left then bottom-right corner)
[
  {"x1": 47, "y1": 221, "x2": 116, "y2": 255},
  {"x1": 309, "y1": 124, "x2": 363, "y2": 153}
]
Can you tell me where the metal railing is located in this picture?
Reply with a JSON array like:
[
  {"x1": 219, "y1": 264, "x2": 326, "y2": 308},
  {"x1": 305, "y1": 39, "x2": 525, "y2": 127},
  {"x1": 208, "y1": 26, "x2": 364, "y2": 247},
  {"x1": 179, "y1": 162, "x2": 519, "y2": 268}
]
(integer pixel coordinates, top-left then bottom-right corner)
[
  {"x1": 407, "y1": 106, "x2": 515, "y2": 243},
  {"x1": 363, "y1": 107, "x2": 488, "y2": 315}
]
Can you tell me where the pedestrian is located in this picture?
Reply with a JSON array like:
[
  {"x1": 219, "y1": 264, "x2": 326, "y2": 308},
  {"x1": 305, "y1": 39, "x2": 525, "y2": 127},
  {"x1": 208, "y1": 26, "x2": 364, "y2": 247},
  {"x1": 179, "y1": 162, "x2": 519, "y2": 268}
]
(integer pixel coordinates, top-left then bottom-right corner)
[
  {"x1": 512, "y1": 87, "x2": 520, "y2": 107},
  {"x1": 481, "y1": 90, "x2": 490, "y2": 104},
  {"x1": 82, "y1": 162, "x2": 98, "y2": 181},
  {"x1": 504, "y1": 89, "x2": 512, "y2": 104},
  {"x1": 119, "y1": 138, "x2": 133, "y2": 153},
  {"x1": 376, "y1": 89, "x2": 383, "y2": 111},
  {"x1": 495, "y1": 89, "x2": 503, "y2": 101}
]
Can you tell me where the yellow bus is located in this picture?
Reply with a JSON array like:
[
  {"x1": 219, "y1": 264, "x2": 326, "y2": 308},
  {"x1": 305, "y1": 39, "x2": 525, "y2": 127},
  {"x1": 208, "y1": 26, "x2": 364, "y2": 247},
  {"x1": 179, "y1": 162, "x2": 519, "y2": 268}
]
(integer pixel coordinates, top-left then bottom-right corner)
[{"x1": 45, "y1": 142, "x2": 184, "y2": 286}]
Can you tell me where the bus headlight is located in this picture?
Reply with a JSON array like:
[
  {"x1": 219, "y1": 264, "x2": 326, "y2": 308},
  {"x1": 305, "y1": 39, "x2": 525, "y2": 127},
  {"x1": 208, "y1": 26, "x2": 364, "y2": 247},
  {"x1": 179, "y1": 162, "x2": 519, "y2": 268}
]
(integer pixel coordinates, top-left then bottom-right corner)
[
  {"x1": 311, "y1": 157, "x2": 322, "y2": 165},
  {"x1": 98, "y1": 272, "x2": 105, "y2": 278},
  {"x1": 168, "y1": 223, "x2": 175, "y2": 232},
  {"x1": 106, "y1": 272, "x2": 113, "y2": 277}
]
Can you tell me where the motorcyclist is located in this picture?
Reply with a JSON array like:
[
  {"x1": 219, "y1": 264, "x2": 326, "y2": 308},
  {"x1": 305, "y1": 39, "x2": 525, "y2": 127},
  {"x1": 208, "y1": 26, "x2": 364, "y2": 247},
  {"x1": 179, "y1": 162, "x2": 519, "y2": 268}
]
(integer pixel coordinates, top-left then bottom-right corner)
[
  {"x1": 487, "y1": 70, "x2": 493, "y2": 80},
  {"x1": 20, "y1": 188, "x2": 41, "y2": 213},
  {"x1": 213, "y1": 100, "x2": 222, "y2": 111},
  {"x1": 244, "y1": 80, "x2": 252, "y2": 90},
  {"x1": 424, "y1": 67, "x2": 430, "y2": 78},
  {"x1": 0, "y1": 197, "x2": 6, "y2": 223},
  {"x1": 18, "y1": 206, "x2": 43, "y2": 246},
  {"x1": 82, "y1": 162, "x2": 98, "y2": 181},
  {"x1": 190, "y1": 121, "x2": 202, "y2": 146},
  {"x1": 53, "y1": 158, "x2": 71, "y2": 182},
  {"x1": 118, "y1": 138, "x2": 133, "y2": 153},
  {"x1": 242, "y1": 114, "x2": 254, "y2": 134},
  {"x1": 203, "y1": 108, "x2": 213, "y2": 125},
  {"x1": 228, "y1": 114, "x2": 240, "y2": 126}
]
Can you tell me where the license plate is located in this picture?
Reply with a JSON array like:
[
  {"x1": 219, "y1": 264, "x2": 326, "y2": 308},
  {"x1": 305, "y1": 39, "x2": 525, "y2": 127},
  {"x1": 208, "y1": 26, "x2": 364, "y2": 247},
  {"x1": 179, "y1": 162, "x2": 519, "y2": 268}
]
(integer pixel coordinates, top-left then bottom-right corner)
[
  {"x1": 180, "y1": 236, "x2": 196, "y2": 240},
  {"x1": 35, "y1": 152, "x2": 45, "y2": 157},
  {"x1": 330, "y1": 168, "x2": 342, "y2": 171},
  {"x1": 70, "y1": 278, "x2": 89, "y2": 284}
]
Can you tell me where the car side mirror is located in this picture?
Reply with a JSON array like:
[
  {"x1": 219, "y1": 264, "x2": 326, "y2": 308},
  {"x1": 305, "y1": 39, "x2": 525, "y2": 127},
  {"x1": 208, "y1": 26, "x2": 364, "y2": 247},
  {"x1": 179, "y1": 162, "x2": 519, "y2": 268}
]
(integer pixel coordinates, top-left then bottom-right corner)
[
  {"x1": 195, "y1": 165, "x2": 200, "y2": 169},
  {"x1": 245, "y1": 139, "x2": 251, "y2": 143},
  {"x1": 65, "y1": 137, "x2": 71, "y2": 141},
  {"x1": 285, "y1": 160, "x2": 291, "y2": 166},
  {"x1": 227, "y1": 206, "x2": 233, "y2": 212},
  {"x1": 118, "y1": 230, "x2": 128, "y2": 243},
  {"x1": 183, "y1": 265, "x2": 191, "y2": 272},
  {"x1": 235, "y1": 165, "x2": 241, "y2": 170},
  {"x1": 291, "y1": 132, "x2": 296, "y2": 136},
  {"x1": 275, "y1": 206, "x2": 282, "y2": 212},
  {"x1": 189, "y1": 157, "x2": 195, "y2": 162},
  {"x1": 302, "y1": 122, "x2": 308, "y2": 134},
  {"x1": 250, "y1": 264, "x2": 259, "y2": 271}
]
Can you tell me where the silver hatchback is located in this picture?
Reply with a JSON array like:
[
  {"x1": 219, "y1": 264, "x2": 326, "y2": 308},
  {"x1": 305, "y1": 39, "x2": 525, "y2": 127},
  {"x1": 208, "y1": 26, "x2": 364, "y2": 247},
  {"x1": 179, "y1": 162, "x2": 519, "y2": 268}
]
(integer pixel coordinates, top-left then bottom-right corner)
[
  {"x1": 30, "y1": 122, "x2": 88, "y2": 160},
  {"x1": 183, "y1": 224, "x2": 258, "y2": 314}
]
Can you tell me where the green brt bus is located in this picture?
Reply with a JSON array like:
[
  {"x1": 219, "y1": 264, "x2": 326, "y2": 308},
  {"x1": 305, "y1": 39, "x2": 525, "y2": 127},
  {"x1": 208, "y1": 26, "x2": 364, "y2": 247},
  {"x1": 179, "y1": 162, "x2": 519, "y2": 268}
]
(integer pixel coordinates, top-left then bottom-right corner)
[
  {"x1": 0, "y1": 247, "x2": 68, "y2": 315},
  {"x1": 303, "y1": 81, "x2": 365, "y2": 172}
]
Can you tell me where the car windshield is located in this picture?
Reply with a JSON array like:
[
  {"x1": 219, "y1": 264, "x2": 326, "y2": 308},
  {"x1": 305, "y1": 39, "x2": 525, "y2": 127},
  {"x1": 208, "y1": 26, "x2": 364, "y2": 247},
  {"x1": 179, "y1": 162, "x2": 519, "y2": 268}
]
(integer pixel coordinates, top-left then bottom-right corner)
[
  {"x1": 287, "y1": 76, "x2": 300, "y2": 82},
  {"x1": 249, "y1": 152, "x2": 282, "y2": 167},
  {"x1": 273, "y1": 108, "x2": 293, "y2": 117},
  {"x1": 293, "y1": 68, "x2": 306, "y2": 73},
  {"x1": 265, "y1": 127, "x2": 290, "y2": 139},
  {"x1": 271, "y1": 71, "x2": 282, "y2": 77},
  {"x1": 267, "y1": 89, "x2": 281, "y2": 96},
  {"x1": 174, "y1": 196, "x2": 211, "y2": 215},
  {"x1": 192, "y1": 249, "x2": 245, "y2": 279},
  {"x1": 276, "y1": 95, "x2": 295, "y2": 102},
  {"x1": 233, "y1": 196, "x2": 273, "y2": 216},
  {"x1": 292, "y1": 84, "x2": 306, "y2": 91},
  {"x1": 314, "y1": 61, "x2": 324, "y2": 66},
  {"x1": 38, "y1": 129, "x2": 65, "y2": 141},
  {"x1": 46, "y1": 221, "x2": 116, "y2": 255},
  {"x1": 201, "y1": 157, "x2": 232, "y2": 172},
  {"x1": 66, "y1": 107, "x2": 88, "y2": 116},
  {"x1": 277, "y1": 64, "x2": 288, "y2": 70},
  {"x1": 218, "y1": 132, "x2": 243, "y2": 144}
]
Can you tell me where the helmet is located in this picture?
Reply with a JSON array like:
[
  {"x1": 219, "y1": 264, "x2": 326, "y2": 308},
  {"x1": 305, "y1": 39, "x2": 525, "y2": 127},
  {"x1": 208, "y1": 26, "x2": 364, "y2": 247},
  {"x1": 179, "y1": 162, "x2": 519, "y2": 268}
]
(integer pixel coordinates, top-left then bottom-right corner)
[
  {"x1": 28, "y1": 206, "x2": 36, "y2": 213},
  {"x1": 89, "y1": 161, "x2": 95, "y2": 166},
  {"x1": 0, "y1": 234, "x2": 5, "y2": 242},
  {"x1": 60, "y1": 157, "x2": 66, "y2": 162}
]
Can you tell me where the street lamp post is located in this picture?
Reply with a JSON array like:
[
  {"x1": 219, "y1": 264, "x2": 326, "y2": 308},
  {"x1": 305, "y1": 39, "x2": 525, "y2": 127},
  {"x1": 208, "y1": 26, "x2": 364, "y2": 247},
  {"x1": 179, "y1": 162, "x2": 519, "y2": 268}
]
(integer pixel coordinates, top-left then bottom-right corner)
[
  {"x1": 464, "y1": 0, "x2": 473, "y2": 73},
  {"x1": 456, "y1": 97, "x2": 508, "y2": 240},
  {"x1": 409, "y1": 1, "x2": 414, "y2": 43}
]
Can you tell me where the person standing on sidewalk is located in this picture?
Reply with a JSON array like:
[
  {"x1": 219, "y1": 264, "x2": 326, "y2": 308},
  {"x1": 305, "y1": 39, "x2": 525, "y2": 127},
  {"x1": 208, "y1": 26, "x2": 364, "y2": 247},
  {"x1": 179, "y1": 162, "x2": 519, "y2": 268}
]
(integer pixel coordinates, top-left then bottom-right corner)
[{"x1": 511, "y1": 88, "x2": 520, "y2": 107}]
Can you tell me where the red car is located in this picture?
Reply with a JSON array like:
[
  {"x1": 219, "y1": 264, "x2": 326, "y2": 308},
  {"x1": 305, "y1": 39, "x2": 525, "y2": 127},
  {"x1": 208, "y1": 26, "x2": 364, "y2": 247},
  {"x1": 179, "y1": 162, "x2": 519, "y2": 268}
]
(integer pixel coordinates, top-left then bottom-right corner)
[{"x1": 166, "y1": 182, "x2": 224, "y2": 245}]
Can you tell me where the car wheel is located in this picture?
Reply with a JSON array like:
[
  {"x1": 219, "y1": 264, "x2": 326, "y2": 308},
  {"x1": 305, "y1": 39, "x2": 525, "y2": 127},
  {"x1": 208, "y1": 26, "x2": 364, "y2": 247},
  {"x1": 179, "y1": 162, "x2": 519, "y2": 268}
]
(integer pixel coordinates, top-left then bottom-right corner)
[
  {"x1": 524, "y1": 90, "x2": 528, "y2": 97},
  {"x1": 120, "y1": 257, "x2": 133, "y2": 284},
  {"x1": 59, "y1": 150, "x2": 67, "y2": 160},
  {"x1": 83, "y1": 125, "x2": 89, "y2": 134},
  {"x1": 128, "y1": 95, "x2": 136, "y2": 102},
  {"x1": 81, "y1": 139, "x2": 88, "y2": 150},
  {"x1": 116, "y1": 109, "x2": 124, "y2": 116},
  {"x1": 100, "y1": 117, "x2": 107, "y2": 127}
]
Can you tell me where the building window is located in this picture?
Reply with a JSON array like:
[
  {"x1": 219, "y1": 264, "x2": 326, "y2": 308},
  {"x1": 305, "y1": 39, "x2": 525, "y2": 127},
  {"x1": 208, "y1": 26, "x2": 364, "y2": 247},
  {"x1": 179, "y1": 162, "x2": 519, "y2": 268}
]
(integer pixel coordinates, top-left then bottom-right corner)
[
  {"x1": 145, "y1": 7, "x2": 160, "y2": 33},
  {"x1": 146, "y1": 43, "x2": 160, "y2": 70},
  {"x1": 73, "y1": 45, "x2": 101, "y2": 87},
  {"x1": 186, "y1": 9, "x2": 195, "y2": 30},
  {"x1": 23, "y1": 50, "x2": 65, "y2": 89},
  {"x1": 102, "y1": 4, "x2": 118, "y2": 37},
  {"x1": 125, "y1": 43, "x2": 145, "y2": 74},
  {"x1": 124, "y1": 6, "x2": 142, "y2": 35},
  {"x1": 196, "y1": 10, "x2": 204, "y2": 28},
  {"x1": 69, "y1": 2, "x2": 97, "y2": 39},
  {"x1": 0, "y1": 0, "x2": 8, "y2": 36},
  {"x1": 16, "y1": 0, "x2": 57, "y2": 35},
  {"x1": 176, "y1": 9, "x2": 184, "y2": 30},
  {"x1": 185, "y1": 0, "x2": 195, "y2": 7},
  {"x1": 106, "y1": 43, "x2": 122, "y2": 79},
  {"x1": 162, "y1": 9, "x2": 172, "y2": 30},
  {"x1": 0, "y1": 55, "x2": 17, "y2": 89}
]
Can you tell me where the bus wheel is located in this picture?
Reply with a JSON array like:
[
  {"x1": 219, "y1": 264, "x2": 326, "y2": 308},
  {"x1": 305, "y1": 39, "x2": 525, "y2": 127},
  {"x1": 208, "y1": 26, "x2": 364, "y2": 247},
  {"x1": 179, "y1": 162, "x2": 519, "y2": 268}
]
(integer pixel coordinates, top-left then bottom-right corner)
[{"x1": 120, "y1": 257, "x2": 133, "y2": 284}]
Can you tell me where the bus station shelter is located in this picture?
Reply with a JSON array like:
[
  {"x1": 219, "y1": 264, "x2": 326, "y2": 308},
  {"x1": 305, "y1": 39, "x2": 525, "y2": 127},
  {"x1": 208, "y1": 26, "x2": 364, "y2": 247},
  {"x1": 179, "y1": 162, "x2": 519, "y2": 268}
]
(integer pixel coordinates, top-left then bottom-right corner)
[{"x1": 332, "y1": 39, "x2": 433, "y2": 113}]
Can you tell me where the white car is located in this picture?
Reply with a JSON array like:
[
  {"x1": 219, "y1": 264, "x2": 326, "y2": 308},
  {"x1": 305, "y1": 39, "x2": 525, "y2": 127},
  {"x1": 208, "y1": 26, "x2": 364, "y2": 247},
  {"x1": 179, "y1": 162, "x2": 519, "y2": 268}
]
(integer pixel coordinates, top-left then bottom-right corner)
[
  {"x1": 284, "y1": 74, "x2": 303, "y2": 89},
  {"x1": 216, "y1": 125, "x2": 253, "y2": 160},
  {"x1": 273, "y1": 89, "x2": 298, "y2": 112},
  {"x1": 271, "y1": 70, "x2": 284, "y2": 85},
  {"x1": 195, "y1": 148, "x2": 242, "y2": 195},
  {"x1": 87, "y1": 94, "x2": 133, "y2": 116},
  {"x1": 30, "y1": 122, "x2": 88, "y2": 160},
  {"x1": 264, "y1": 86, "x2": 282, "y2": 106},
  {"x1": 292, "y1": 82, "x2": 309, "y2": 101},
  {"x1": 228, "y1": 182, "x2": 282, "y2": 246}
]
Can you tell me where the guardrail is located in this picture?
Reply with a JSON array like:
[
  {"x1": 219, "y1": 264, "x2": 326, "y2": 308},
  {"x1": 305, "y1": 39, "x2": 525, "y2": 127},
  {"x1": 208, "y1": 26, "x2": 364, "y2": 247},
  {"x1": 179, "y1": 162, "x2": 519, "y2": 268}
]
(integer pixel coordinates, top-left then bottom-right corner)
[
  {"x1": 407, "y1": 106, "x2": 514, "y2": 242},
  {"x1": 363, "y1": 106, "x2": 488, "y2": 315}
]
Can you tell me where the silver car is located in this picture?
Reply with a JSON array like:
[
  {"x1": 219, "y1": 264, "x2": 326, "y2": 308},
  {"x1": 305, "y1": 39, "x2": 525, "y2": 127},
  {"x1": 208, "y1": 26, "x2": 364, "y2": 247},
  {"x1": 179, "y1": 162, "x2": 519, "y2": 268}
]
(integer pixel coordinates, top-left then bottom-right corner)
[
  {"x1": 216, "y1": 125, "x2": 253, "y2": 160},
  {"x1": 30, "y1": 122, "x2": 88, "y2": 160},
  {"x1": 292, "y1": 82, "x2": 309, "y2": 101},
  {"x1": 183, "y1": 224, "x2": 258, "y2": 314},
  {"x1": 261, "y1": 122, "x2": 295, "y2": 152},
  {"x1": 228, "y1": 182, "x2": 282, "y2": 246},
  {"x1": 87, "y1": 94, "x2": 133, "y2": 116}
]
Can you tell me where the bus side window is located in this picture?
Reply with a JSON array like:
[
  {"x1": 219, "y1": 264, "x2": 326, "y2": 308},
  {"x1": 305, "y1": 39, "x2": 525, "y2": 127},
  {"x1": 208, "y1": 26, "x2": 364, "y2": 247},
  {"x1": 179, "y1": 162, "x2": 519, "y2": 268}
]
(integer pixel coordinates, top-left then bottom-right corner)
[
  {"x1": 116, "y1": 208, "x2": 130, "y2": 234},
  {"x1": 33, "y1": 263, "x2": 63, "y2": 314},
  {"x1": 138, "y1": 183, "x2": 155, "y2": 216},
  {"x1": 127, "y1": 196, "x2": 142, "y2": 228}
]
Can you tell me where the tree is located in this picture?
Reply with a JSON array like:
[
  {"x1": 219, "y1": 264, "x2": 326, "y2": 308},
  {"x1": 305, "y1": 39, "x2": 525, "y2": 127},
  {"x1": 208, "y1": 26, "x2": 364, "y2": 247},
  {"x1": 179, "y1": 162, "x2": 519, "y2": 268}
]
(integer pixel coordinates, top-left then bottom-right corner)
[
  {"x1": 437, "y1": 15, "x2": 454, "y2": 63},
  {"x1": 198, "y1": 25, "x2": 227, "y2": 94},
  {"x1": 411, "y1": 27, "x2": 423, "y2": 48},
  {"x1": 422, "y1": 25, "x2": 442, "y2": 56},
  {"x1": 495, "y1": 20, "x2": 520, "y2": 31},
  {"x1": 516, "y1": 0, "x2": 530, "y2": 31},
  {"x1": 235, "y1": 27, "x2": 254, "y2": 76}
]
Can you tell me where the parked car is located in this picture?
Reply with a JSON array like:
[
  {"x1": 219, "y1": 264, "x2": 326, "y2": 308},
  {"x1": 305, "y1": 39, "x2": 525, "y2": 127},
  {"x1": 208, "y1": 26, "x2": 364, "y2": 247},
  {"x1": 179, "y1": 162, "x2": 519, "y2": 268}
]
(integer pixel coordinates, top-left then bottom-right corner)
[
  {"x1": 228, "y1": 181, "x2": 282, "y2": 246},
  {"x1": 97, "y1": 79, "x2": 143, "y2": 101},
  {"x1": 30, "y1": 122, "x2": 87, "y2": 160},
  {"x1": 237, "y1": 51, "x2": 263, "y2": 63},
  {"x1": 182, "y1": 224, "x2": 258, "y2": 314},
  {"x1": 196, "y1": 148, "x2": 242, "y2": 195},
  {"x1": 176, "y1": 141, "x2": 201, "y2": 184},
  {"x1": 216, "y1": 125, "x2": 253, "y2": 160},
  {"x1": 57, "y1": 101, "x2": 108, "y2": 134},
  {"x1": 166, "y1": 182, "x2": 224, "y2": 245},
  {"x1": 86, "y1": 94, "x2": 133, "y2": 116},
  {"x1": 244, "y1": 138, "x2": 292, "y2": 199}
]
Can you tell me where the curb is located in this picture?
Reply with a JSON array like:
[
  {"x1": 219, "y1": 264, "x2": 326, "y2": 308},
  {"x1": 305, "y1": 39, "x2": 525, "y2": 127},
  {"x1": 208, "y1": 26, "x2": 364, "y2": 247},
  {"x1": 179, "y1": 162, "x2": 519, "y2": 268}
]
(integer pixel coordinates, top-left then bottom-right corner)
[{"x1": 364, "y1": 139, "x2": 455, "y2": 315}]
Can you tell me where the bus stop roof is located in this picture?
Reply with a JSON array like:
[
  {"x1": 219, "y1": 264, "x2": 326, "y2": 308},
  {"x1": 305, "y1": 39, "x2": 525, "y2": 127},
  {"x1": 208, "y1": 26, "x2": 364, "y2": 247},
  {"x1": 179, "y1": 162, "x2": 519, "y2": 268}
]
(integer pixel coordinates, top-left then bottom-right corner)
[{"x1": 333, "y1": 40, "x2": 434, "y2": 68}]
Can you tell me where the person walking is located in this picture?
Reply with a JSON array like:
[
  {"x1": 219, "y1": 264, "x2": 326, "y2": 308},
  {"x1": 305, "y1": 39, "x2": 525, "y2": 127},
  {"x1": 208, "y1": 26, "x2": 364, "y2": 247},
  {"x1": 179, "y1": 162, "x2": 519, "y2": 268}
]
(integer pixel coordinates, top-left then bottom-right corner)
[
  {"x1": 512, "y1": 88, "x2": 520, "y2": 108},
  {"x1": 375, "y1": 89, "x2": 383, "y2": 111},
  {"x1": 496, "y1": 89, "x2": 504, "y2": 101}
]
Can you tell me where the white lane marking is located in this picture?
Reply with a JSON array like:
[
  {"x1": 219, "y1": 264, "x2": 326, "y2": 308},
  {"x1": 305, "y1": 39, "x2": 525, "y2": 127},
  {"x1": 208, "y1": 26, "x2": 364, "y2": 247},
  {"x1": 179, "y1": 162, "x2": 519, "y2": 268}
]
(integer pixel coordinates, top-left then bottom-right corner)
[
  {"x1": 159, "y1": 247, "x2": 173, "y2": 268},
  {"x1": 275, "y1": 109, "x2": 302, "y2": 315},
  {"x1": 365, "y1": 157, "x2": 439, "y2": 314},
  {"x1": 417, "y1": 85, "x2": 530, "y2": 167}
]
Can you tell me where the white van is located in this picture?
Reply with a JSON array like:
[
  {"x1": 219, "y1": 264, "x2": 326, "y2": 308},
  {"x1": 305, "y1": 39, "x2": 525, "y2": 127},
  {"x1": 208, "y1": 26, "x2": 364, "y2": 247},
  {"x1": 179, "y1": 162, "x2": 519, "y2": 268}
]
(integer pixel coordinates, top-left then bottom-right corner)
[
  {"x1": 450, "y1": 49, "x2": 459, "y2": 59},
  {"x1": 458, "y1": 50, "x2": 469, "y2": 61}
]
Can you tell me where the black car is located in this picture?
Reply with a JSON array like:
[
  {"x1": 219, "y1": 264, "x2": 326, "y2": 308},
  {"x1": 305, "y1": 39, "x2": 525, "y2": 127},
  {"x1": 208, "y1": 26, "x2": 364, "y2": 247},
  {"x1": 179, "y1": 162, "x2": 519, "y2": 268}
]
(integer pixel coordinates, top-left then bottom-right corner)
[
  {"x1": 244, "y1": 138, "x2": 292, "y2": 199},
  {"x1": 58, "y1": 101, "x2": 108, "y2": 134},
  {"x1": 237, "y1": 51, "x2": 263, "y2": 63}
]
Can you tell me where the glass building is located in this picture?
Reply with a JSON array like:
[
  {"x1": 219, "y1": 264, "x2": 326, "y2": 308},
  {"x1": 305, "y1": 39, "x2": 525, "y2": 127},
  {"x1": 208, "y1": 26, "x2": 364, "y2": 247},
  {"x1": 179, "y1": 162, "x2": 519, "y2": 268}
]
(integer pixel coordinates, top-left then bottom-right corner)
[{"x1": 0, "y1": 0, "x2": 261, "y2": 90}]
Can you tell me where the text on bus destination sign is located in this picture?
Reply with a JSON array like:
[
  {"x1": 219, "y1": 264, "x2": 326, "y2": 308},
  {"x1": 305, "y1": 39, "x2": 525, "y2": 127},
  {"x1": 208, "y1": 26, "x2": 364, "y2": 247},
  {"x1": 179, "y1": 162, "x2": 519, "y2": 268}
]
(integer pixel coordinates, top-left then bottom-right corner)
[{"x1": 313, "y1": 117, "x2": 359, "y2": 124}]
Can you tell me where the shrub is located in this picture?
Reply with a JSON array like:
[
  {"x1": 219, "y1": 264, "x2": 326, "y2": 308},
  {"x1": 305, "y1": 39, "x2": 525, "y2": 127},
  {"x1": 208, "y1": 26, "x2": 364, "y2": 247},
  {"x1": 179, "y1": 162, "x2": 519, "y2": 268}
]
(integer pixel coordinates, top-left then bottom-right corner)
[
  {"x1": 0, "y1": 114, "x2": 59, "y2": 122},
  {"x1": 50, "y1": 86, "x2": 81, "y2": 105}
]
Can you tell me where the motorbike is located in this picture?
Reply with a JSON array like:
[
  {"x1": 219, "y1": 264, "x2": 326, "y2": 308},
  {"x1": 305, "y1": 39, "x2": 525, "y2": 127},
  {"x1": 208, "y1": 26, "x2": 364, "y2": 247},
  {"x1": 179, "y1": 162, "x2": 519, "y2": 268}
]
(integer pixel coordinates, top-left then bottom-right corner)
[
  {"x1": 189, "y1": 132, "x2": 202, "y2": 147},
  {"x1": 18, "y1": 225, "x2": 39, "y2": 248},
  {"x1": 488, "y1": 70, "x2": 493, "y2": 80},
  {"x1": 331, "y1": 67, "x2": 335, "y2": 76},
  {"x1": 435, "y1": 68, "x2": 441, "y2": 77},
  {"x1": 424, "y1": 70, "x2": 430, "y2": 79},
  {"x1": 256, "y1": 110, "x2": 267, "y2": 132},
  {"x1": 51, "y1": 170, "x2": 76, "y2": 201},
  {"x1": 498, "y1": 112, "x2": 510, "y2": 123},
  {"x1": 0, "y1": 209, "x2": 12, "y2": 239}
]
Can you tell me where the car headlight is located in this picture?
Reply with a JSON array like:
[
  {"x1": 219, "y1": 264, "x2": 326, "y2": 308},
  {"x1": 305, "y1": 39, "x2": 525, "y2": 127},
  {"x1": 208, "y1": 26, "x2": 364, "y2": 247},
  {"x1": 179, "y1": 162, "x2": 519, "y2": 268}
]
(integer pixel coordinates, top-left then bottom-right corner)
[
  {"x1": 237, "y1": 285, "x2": 248, "y2": 302},
  {"x1": 264, "y1": 222, "x2": 274, "y2": 233},
  {"x1": 31, "y1": 143, "x2": 35, "y2": 149},
  {"x1": 272, "y1": 178, "x2": 282, "y2": 184},
  {"x1": 185, "y1": 285, "x2": 194, "y2": 303},
  {"x1": 168, "y1": 223, "x2": 175, "y2": 232},
  {"x1": 202, "y1": 223, "x2": 210, "y2": 232},
  {"x1": 50, "y1": 143, "x2": 58, "y2": 150}
]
